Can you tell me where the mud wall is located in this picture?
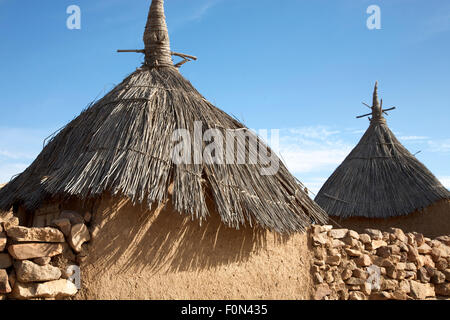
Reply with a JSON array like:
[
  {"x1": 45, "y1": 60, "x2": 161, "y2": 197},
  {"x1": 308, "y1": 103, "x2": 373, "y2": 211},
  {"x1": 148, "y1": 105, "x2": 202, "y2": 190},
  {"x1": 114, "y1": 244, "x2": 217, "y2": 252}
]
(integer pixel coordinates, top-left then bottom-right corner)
[
  {"x1": 331, "y1": 200, "x2": 450, "y2": 239},
  {"x1": 77, "y1": 195, "x2": 314, "y2": 300}
]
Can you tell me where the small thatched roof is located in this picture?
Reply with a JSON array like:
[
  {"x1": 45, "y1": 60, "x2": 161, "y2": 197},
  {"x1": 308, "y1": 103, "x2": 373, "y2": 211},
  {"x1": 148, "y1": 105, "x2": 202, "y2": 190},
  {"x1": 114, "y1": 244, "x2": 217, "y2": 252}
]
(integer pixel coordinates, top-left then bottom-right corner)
[
  {"x1": 315, "y1": 82, "x2": 450, "y2": 219},
  {"x1": 0, "y1": 0, "x2": 327, "y2": 233}
]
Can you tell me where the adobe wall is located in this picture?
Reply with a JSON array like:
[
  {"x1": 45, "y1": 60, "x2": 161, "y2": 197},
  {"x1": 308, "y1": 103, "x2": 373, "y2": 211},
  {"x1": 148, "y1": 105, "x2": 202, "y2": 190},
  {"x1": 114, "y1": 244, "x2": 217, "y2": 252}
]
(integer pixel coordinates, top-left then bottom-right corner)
[
  {"x1": 330, "y1": 200, "x2": 450, "y2": 239},
  {"x1": 76, "y1": 195, "x2": 314, "y2": 300}
]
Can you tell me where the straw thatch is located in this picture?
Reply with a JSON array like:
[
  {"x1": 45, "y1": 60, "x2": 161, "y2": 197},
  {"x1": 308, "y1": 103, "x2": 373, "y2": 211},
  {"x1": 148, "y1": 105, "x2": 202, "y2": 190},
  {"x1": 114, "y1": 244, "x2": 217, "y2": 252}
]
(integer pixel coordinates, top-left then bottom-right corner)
[
  {"x1": 0, "y1": 0, "x2": 327, "y2": 233},
  {"x1": 315, "y1": 82, "x2": 450, "y2": 219}
]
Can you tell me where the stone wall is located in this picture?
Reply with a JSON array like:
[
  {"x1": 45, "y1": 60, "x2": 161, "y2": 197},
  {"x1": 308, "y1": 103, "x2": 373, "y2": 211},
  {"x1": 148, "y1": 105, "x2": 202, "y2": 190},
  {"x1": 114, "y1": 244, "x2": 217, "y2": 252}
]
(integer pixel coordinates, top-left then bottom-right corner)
[
  {"x1": 311, "y1": 225, "x2": 450, "y2": 300},
  {"x1": 0, "y1": 211, "x2": 91, "y2": 300}
]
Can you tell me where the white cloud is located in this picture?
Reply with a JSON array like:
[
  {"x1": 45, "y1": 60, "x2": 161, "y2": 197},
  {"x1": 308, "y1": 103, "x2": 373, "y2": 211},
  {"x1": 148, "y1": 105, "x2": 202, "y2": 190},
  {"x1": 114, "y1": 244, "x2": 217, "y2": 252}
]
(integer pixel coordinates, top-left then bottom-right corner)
[
  {"x1": 395, "y1": 133, "x2": 450, "y2": 154},
  {"x1": 0, "y1": 150, "x2": 34, "y2": 160},
  {"x1": 279, "y1": 146, "x2": 349, "y2": 174},
  {"x1": 300, "y1": 177, "x2": 328, "y2": 196},
  {"x1": 428, "y1": 139, "x2": 450, "y2": 153},
  {"x1": 187, "y1": 0, "x2": 223, "y2": 21},
  {"x1": 255, "y1": 125, "x2": 353, "y2": 196},
  {"x1": 0, "y1": 163, "x2": 28, "y2": 184},
  {"x1": 0, "y1": 127, "x2": 49, "y2": 183},
  {"x1": 399, "y1": 136, "x2": 429, "y2": 141},
  {"x1": 276, "y1": 126, "x2": 352, "y2": 175},
  {"x1": 286, "y1": 126, "x2": 340, "y2": 139},
  {"x1": 439, "y1": 177, "x2": 450, "y2": 190}
]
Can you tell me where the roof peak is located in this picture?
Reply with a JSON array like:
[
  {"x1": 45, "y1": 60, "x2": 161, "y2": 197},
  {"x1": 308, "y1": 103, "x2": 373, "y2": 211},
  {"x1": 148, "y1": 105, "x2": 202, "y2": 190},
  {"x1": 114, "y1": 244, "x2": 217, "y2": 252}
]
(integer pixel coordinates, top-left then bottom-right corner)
[
  {"x1": 372, "y1": 81, "x2": 380, "y2": 108},
  {"x1": 371, "y1": 81, "x2": 384, "y2": 122},
  {"x1": 118, "y1": 1, "x2": 197, "y2": 68},
  {"x1": 357, "y1": 81, "x2": 396, "y2": 123},
  {"x1": 143, "y1": 0, "x2": 173, "y2": 67}
]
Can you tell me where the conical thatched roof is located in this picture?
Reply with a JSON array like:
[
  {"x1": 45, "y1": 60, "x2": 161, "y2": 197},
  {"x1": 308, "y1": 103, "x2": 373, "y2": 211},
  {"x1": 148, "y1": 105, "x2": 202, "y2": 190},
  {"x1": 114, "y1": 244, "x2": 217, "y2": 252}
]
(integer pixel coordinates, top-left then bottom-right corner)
[
  {"x1": 0, "y1": 0, "x2": 327, "y2": 233},
  {"x1": 315, "y1": 82, "x2": 450, "y2": 219}
]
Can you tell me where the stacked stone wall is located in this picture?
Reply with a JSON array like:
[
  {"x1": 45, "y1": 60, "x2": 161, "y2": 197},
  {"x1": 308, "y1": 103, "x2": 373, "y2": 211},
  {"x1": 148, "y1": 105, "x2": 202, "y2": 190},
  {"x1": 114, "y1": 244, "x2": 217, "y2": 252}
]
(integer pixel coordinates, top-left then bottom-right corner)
[
  {"x1": 0, "y1": 210, "x2": 92, "y2": 300},
  {"x1": 311, "y1": 225, "x2": 450, "y2": 300}
]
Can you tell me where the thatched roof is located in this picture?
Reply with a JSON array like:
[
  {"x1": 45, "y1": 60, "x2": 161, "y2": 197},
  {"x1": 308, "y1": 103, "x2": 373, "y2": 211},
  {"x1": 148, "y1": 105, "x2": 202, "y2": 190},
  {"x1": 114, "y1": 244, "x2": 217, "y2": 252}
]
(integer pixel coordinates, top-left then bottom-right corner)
[
  {"x1": 315, "y1": 82, "x2": 450, "y2": 219},
  {"x1": 0, "y1": 0, "x2": 327, "y2": 233}
]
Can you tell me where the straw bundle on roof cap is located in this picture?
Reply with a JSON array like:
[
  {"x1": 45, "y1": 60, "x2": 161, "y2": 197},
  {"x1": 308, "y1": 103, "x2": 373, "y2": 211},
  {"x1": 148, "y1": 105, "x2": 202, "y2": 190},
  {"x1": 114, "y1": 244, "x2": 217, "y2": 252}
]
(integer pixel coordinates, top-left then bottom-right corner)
[
  {"x1": 0, "y1": 0, "x2": 327, "y2": 233},
  {"x1": 144, "y1": 0, "x2": 173, "y2": 67},
  {"x1": 315, "y1": 82, "x2": 450, "y2": 219}
]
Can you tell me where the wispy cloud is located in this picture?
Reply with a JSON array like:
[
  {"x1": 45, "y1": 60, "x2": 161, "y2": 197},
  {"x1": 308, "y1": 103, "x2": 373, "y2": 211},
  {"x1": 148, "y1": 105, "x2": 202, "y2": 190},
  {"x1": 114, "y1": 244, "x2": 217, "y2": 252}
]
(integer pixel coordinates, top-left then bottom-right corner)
[
  {"x1": 396, "y1": 133, "x2": 450, "y2": 153},
  {"x1": 277, "y1": 126, "x2": 352, "y2": 175},
  {"x1": 438, "y1": 177, "x2": 450, "y2": 190},
  {"x1": 187, "y1": 0, "x2": 223, "y2": 21},
  {"x1": 427, "y1": 139, "x2": 450, "y2": 153},
  {"x1": 409, "y1": 10, "x2": 450, "y2": 43},
  {"x1": 398, "y1": 135, "x2": 429, "y2": 141},
  {"x1": 424, "y1": 12, "x2": 450, "y2": 36},
  {"x1": 0, "y1": 127, "x2": 49, "y2": 183},
  {"x1": 286, "y1": 127, "x2": 341, "y2": 140},
  {"x1": 260, "y1": 126, "x2": 354, "y2": 194},
  {"x1": 350, "y1": 129, "x2": 365, "y2": 135},
  {"x1": 300, "y1": 177, "x2": 328, "y2": 196},
  {"x1": 0, "y1": 150, "x2": 34, "y2": 160},
  {"x1": 0, "y1": 163, "x2": 28, "y2": 183},
  {"x1": 279, "y1": 145, "x2": 350, "y2": 175}
]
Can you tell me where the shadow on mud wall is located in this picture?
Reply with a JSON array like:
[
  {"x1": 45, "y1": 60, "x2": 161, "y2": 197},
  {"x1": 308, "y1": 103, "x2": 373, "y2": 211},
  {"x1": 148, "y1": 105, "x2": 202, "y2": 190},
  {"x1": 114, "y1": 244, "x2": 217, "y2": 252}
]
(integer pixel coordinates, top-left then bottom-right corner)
[{"x1": 83, "y1": 194, "x2": 291, "y2": 276}]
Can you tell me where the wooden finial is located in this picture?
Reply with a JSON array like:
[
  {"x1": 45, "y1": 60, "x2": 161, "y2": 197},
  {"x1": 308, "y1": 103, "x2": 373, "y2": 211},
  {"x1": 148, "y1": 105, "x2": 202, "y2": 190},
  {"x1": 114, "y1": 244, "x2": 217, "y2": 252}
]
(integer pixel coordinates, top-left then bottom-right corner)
[
  {"x1": 143, "y1": 0, "x2": 173, "y2": 68},
  {"x1": 117, "y1": 1, "x2": 198, "y2": 69},
  {"x1": 373, "y1": 81, "x2": 380, "y2": 108},
  {"x1": 357, "y1": 82, "x2": 396, "y2": 121},
  {"x1": 371, "y1": 81, "x2": 384, "y2": 120}
]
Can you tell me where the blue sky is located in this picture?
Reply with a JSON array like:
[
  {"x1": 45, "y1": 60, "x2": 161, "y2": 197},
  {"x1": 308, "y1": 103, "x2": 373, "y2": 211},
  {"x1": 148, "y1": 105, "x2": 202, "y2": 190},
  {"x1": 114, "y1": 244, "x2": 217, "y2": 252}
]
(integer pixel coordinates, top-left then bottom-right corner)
[{"x1": 0, "y1": 0, "x2": 449, "y2": 194}]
